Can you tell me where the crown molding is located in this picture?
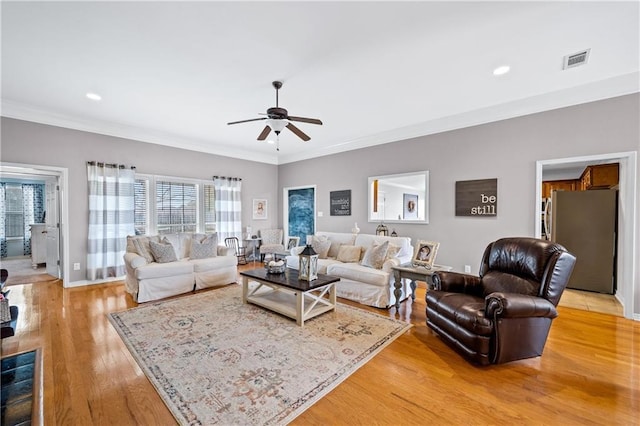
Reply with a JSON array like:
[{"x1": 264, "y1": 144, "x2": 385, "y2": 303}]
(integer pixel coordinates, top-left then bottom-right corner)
[
  {"x1": 2, "y1": 71, "x2": 638, "y2": 166},
  {"x1": 277, "y1": 72, "x2": 640, "y2": 164},
  {"x1": 0, "y1": 100, "x2": 279, "y2": 165}
]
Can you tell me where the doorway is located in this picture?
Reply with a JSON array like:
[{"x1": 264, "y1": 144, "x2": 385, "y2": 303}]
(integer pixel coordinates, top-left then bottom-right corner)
[
  {"x1": 0, "y1": 162, "x2": 69, "y2": 286},
  {"x1": 535, "y1": 151, "x2": 637, "y2": 320}
]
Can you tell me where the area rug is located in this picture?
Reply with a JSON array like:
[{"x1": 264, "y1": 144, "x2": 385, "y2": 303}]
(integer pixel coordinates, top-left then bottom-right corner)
[{"x1": 109, "y1": 284, "x2": 411, "y2": 425}]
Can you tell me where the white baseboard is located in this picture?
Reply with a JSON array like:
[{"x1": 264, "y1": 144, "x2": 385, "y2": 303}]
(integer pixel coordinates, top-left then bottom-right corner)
[{"x1": 64, "y1": 276, "x2": 124, "y2": 288}]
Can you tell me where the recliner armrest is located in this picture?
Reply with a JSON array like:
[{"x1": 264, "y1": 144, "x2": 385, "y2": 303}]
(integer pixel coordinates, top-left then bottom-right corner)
[
  {"x1": 485, "y1": 292, "x2": 558, "y2": 319},
  {"x1": 432, "y1": 271, "x2": 482, "y2": 294}
]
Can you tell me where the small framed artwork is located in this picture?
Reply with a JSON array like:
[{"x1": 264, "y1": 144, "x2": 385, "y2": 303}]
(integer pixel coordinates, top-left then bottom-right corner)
[
  {"x1": 403, "y1": 193, "x2": 419, "y2": 219},
  {"x1": 413, "y1": 240, "x2": 440, "y2": 269},
  {"x1": 286, "y1": 236, "x2": 300, "y2": 250},
  {"x1": 253, "y1": 199, "x2": 267, "y2": 220}
]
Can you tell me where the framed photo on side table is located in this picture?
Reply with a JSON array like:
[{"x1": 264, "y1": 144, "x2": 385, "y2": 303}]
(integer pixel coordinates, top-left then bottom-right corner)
[
  {"x1": 253, "y1": 199, "x2": 267, "y2": 220},
  {"x1": 413, "y1": 240, "x2": 440, "y2": 268}
]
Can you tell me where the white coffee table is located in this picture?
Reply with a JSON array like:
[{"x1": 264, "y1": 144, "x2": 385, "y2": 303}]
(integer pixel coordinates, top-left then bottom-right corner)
[{"x1": 240, "y1": 268, "x2": 340, "y2": 327}]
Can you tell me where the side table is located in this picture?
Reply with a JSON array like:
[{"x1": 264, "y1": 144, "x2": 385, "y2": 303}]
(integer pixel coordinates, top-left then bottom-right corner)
[
  {"x1": 391, "y1": 263, "x2": 453, "y2": 310},
  {"x1": 243, "y1": 238, "x2": 262, "y2": 262}
]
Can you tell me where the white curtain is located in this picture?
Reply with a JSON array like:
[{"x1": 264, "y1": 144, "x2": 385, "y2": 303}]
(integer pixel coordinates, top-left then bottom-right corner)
[
  {"x1": 87, "y1": 162, "x2": 135, "y2": 280},
  {"x1": 0, "y1": 183, "x2": 5, "y2": 258},
  {"x1": 213, "y1": 176, "x2": 242, "y2": 241}
]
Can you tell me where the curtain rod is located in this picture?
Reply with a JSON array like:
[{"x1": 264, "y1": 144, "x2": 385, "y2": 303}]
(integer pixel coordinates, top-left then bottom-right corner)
[
  {"x1": 87, "y1": 161, "x2": 136, "y2": 170},
  {"x1": 213, "y1": 175, "x2": 242, "y2": 181}
]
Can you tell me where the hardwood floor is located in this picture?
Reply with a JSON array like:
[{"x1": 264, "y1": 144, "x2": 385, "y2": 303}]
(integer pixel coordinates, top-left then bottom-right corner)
[{"x1": 1, "y1": 268, "x2": 638, "y2": 425}]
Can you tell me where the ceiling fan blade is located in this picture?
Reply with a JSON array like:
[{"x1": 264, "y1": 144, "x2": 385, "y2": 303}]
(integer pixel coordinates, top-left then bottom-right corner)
[
  {"x1": 257, "y1": 126, "x2": 271, "y2": 140},
  {"x1": 227, "y1": 117, "x2": 267, "y2": 125},
  {"x1": 288, "y1": 116, "x2": 323, "y2": 125},
  {"x1": 286, "y1": 123, "x2": 311, "y2": 141}
]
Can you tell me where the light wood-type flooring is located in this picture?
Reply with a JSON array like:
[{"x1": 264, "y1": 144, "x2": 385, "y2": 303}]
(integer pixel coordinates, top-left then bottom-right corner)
[{"x1": 1, "y1": 265, "x2": 638, "y2": 425}]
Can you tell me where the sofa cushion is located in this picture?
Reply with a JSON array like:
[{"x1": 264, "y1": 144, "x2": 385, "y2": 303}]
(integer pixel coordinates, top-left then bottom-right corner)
[
  {"x1": 326, "y1": 263, "x2": 389, "y2": 287},
  {"x1": 336, "y1": 245, "x2": 361, "y2": 263},
  {"x1": 361, "y1": 241, "x2": 389, "y2": 269},
  {"x1": 311, "y1": 235, "x2": 331, "y2": 259},
  {"x1": 135, "y1": 260, "x2": 193, "y2": 280},
  {"x1": 316, "y1": 232, "x2": 356, "y2": 258},
  {"x1": 355, "y1": 234, "x2": 412, "y2": 259},
  {"x1": 190, "y1": 234, "x2": 218, "y2": 259},
  {"x1": 191, "y1": 255, "x2": 237, "y2": 272},
  {"x1": 150, "y1": 238, "x2": 178, "y2": 263},
  {"x1": 286, "y1": 256, "x2": 341, "y2": 274}
]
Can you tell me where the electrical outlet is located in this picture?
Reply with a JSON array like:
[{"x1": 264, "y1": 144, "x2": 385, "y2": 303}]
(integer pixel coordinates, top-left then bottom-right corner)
[
  {"x1": 464, "y1": 265, "x2": 471, "y2": 273},
  {"x1": 73, "y1": 263, "x2": 80, "y2": 271},
  {"x1": 317, "y1": 211, "x2": 323, "y2": 217}
]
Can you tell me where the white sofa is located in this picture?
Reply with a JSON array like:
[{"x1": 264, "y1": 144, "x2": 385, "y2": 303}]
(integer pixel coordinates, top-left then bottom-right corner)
[
  {"x1": 123, "y1": 232, "x2": 237, "y2": 303},
  {"x1": 285, "y1": 231, "x2": 414, "y2": 308}
]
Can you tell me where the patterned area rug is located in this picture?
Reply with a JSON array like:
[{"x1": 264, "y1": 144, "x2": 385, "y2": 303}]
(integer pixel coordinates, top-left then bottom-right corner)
[{"x1": 109, "y1": 284, "x2": 411, "y2": 425}]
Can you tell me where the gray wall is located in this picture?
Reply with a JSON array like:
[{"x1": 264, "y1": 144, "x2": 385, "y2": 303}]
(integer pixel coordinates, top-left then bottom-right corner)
[
  {"x1": 1, "y1": 118, "x2": 279, "y2": 282},
  {"x1": 278, "y1": 94, "x2": 640, "y2": 314},
  {"x1": 1, "y1": 94, "x2": 638, "y2": 315}
]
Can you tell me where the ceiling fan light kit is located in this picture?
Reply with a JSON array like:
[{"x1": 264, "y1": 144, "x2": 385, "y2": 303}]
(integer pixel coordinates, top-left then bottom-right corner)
[{"x1": 227, "y1": 81, "x2": 322, "y2": 146}]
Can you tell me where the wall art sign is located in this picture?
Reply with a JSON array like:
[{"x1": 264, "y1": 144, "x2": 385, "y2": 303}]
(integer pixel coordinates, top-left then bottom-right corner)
[
  {"x1": 455, "y1": 178, "x2": 497, "y2": 217},
  {"x1": 330, "y1": 190, "x2": 351, "y2": 216}
]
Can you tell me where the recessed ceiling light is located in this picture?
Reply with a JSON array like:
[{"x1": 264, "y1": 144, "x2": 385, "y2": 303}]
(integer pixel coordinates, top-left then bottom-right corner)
[
  {"x1": 493, "y1": 65, "x2": 510, "y2": 76},
  {"x1": 86, "y1": 92, "x2": 102, "y2": 101},
  {"x1": 267, "y1": 140, "x2": 275, "y2": 144}
]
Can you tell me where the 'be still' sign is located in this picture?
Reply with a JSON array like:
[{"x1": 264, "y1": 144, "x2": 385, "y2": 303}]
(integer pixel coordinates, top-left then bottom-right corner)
[{"x1": 455, "y1": 178, "x2": 498, "y2": 217}]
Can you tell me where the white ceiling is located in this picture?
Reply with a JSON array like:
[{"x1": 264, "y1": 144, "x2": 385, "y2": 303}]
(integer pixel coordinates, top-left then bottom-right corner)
[{"x1": 2, "y1": 1, "x2": 638, "y2": 165}]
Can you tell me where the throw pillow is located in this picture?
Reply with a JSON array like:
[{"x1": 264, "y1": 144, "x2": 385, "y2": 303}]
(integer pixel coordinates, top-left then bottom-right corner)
[
  {"x1": 311, "y1": 236, "x2": 331, "y2": 259},
  {"x1": 149, "y1": 238, "x2": 178, "y2": 263},
  {"x1": 385, "y1": 243, "x2": 401, "y2": 261},
  {"x1": 130, "y1": 236, "x2": 157, "y2": 263},
  {"x1": 361, "y1": 241, "x2": 390, "y2": 269},
  {"x1": 336, "y1": 245, "x2": 361, "y2": 263},
  {"x1": 190, "y1": 235, "x2": 217, "y2": 259}
]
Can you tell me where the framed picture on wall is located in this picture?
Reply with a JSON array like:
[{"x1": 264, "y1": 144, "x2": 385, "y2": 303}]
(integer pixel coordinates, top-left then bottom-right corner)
[
  {"x1": 403, "y1": 193, "x2": 419, "y2": 219},
  {"x1": 253, "y1": 199, "x2": 267, "y2": 220},
  {"x1": 413, "y1": 240, "x2": 440, "y2": 269}
]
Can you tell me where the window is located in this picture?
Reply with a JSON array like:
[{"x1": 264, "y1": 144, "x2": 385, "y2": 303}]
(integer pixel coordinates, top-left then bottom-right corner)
[
  {"x1": 156, "y1": 181, "x2": 197, "y2": 234},
  {"x1": 5, "y1": 184, "x2": 24, "y2": 238},
  {"x1": 133, "y1": 175, "x2": 217, "y2": 235},
  {"x1": 203, "y1": 184, "x2": 216, "y2": 233}
]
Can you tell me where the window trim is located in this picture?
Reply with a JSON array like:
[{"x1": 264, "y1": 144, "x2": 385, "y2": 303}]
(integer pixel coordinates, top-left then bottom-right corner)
[{"x1": 134, "y1": 173, "x2": 216, "y2": 235}]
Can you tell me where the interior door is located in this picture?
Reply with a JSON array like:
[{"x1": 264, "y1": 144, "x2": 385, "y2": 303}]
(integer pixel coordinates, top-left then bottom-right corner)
[{"x1": 45, "y1": 179, "x2": 60, "y2": 278}]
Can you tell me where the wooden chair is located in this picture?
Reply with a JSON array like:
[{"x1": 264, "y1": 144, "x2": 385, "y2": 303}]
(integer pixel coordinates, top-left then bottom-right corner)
[{"x1": 224, "y1": 237, "x2": 247, "y2": 265}]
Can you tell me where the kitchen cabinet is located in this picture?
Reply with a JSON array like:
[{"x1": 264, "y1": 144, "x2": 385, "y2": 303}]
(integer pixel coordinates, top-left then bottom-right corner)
[
  {"x1": 542, "y1": 179, "x2": 578, "y2": 198},
  {"x1": 580, "y1": 163, "x2": 619, "y2": 190}
]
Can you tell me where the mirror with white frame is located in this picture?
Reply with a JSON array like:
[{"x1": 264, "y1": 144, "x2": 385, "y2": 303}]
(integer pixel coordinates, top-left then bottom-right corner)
[{"x1": 368, "y1": 171, "x2": 429, "y2": 224}]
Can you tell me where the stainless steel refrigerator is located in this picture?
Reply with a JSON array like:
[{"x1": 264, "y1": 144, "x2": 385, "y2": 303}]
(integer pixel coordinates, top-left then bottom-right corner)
[{"x1": 550, "y1": 189, "x2": 617, "y2": 294}]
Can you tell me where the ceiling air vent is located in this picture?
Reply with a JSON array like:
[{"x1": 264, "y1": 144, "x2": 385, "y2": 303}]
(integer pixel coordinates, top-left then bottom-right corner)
[{"x1": 563, "y1": 49, "x2": 590, "y2": 70}]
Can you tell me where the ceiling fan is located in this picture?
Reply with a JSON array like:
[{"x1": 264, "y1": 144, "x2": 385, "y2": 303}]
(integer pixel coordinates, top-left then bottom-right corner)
[{"x1": 227, "y1": 81, "x2": 323, "y2": 142}]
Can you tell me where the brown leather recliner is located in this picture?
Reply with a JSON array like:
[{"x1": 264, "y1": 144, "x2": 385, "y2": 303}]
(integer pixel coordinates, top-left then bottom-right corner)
[{"x1": 426, "y1": 237, "x2": 576, "y2": 365}]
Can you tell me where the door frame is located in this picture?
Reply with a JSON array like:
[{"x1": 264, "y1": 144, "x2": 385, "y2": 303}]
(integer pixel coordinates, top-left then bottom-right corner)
[
  {"x1": 0, "y1": 162, "x2": 70, "y2": 285},
  {"x1": 535, "y1": 151, "x2": 637, "y2": 320}
]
